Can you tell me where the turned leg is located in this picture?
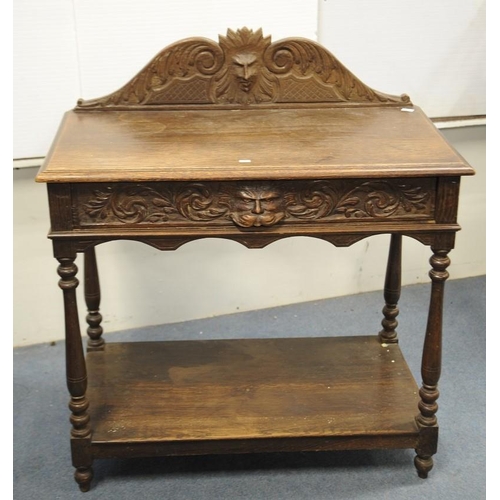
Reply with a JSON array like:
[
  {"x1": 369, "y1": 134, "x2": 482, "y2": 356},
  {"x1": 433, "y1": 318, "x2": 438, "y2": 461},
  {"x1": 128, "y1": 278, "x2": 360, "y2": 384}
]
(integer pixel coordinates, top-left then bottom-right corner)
[
  {"x1": 84, "y1": 247, "x2": 105, "y2": 351},
  {"x1": 379, "y1": 234, "x2": 402, "y2": 344},
  {"x1": 57, "y1": 256, "x2": 93, "y2": 492},
  {"x1": 414, "y1": 248, "x2": 450, "y2": 478}
]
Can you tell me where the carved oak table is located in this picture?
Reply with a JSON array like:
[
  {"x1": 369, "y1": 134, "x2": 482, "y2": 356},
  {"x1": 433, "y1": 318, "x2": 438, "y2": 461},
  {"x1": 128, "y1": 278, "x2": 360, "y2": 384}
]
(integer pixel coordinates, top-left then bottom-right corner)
[{"x1": 36, "y1": 28, "x2": 474, "y2": 491}]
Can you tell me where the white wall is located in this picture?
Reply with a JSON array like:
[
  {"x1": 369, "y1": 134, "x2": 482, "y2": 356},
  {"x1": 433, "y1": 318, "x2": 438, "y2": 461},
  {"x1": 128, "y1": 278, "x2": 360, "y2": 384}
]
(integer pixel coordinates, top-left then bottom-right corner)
[
  {"x1": 13, "y1": 126, "x2": 485, "y2": 347},
  {"x1": 318, "y1": 1, "x2": 486, "y2": 119}
]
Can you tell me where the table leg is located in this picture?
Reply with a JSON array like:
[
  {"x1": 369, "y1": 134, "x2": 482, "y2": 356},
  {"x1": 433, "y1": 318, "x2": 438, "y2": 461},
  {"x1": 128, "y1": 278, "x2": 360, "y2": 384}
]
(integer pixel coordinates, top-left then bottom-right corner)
[
  {"x1": 57, "y1": 256, "x2": 93, "y2": 492},
  {"x1": 414, "y1": 247, "x2": 450, "y2": 478},
  {"x1": 378, "y1": 234, "x2": 402, "y2": 344},
  {"x1": 84, "y1": 247, "x2": 105, "y2": 351}
]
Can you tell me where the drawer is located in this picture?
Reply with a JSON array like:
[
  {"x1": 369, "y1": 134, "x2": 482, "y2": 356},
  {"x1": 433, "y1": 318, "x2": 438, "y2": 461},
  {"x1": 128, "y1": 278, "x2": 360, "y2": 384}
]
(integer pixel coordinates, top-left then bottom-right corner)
[{"x1": 72, "y1": 178, "x2": 436, "y2": 229}]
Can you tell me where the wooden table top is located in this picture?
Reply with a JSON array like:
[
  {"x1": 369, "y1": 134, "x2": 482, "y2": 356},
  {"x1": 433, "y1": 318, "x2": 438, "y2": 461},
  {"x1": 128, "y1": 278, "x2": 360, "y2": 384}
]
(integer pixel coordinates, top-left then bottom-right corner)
[{"x1": 36, "y1": 106, "x2": 474, "y2": 184}]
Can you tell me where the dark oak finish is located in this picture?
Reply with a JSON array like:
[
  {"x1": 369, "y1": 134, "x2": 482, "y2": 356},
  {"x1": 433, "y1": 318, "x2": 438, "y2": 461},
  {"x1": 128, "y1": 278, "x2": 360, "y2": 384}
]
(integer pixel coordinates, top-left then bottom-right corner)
[
  {"x1": 56, "y1": 257, "x2": 93, "y2": 492},
  {"x1": 414, "y1": 248, "x2": 451, "y2": 478},
  {"x1": 36, "y1": 107, "x2": 471, "y2": 184},
  {"x1": 36, "y1": 28, "x2": 474, "y2": 491},
  {"x1": 87, "y1": 337, "x2": 420, "y2": 449},
  {"x1": 379, "y1": 234, "x2": 402, "y2": 344},
  {"x1": 84, "y1": 248, "x2": 104, "y2": 351}
]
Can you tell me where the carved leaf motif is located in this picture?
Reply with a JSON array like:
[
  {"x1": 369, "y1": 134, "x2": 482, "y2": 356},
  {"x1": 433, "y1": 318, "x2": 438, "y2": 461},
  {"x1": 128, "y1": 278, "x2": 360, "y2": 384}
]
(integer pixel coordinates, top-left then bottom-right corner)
[
  {"x1": 334, "y1": 182, "x2": 429, "y2": 218},
  {"x1": 82, "y1": 188, "x2": 114, "y2": 219},
  {"x1": 266, "y1": 40, "x2": 331, "y2": 76},
  {"x1": 398, "y1": 185, "x2": 429, "y2": 211},
  {"x1": 265, "y1": 39, "x2": 349, "y2": 104},
  {"x1": 174, "y1": 183, "x2": 230, "y2": 221},
  {"x1": 82, "y1": 185, "x2": 176, "y2": 223},
  {"x1": 284, "y1": 182, "x2": 337, "y2": 219},
  {"x1": 78, "y1": 40, "x2": 224, "y2": 108}
]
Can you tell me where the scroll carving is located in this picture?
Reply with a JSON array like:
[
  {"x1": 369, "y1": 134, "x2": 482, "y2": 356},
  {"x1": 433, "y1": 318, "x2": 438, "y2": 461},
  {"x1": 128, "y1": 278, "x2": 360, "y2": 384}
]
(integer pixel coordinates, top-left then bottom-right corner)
[
  {"x1": 76, "y1": 179, "x2": 434, "y2": 228},
  {"x1": 82, "y1": 185, "x2": 177, "y2": 223},
  {"x1": 76, "y1": 28, "x2": 410, "y2": 109}
]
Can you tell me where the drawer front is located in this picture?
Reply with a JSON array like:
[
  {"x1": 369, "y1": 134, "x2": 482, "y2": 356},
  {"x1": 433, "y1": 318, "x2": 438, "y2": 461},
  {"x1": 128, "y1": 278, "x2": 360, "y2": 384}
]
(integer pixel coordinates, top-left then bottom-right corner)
[{"x1": 73, "y1": 178, "x2": 436, "y2": 229}]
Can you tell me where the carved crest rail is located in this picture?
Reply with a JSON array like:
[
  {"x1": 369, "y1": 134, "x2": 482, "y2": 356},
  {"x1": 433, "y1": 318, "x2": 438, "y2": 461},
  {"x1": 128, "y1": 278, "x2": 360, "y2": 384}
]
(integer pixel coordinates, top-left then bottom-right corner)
[{"x1": 76, "y1": 27, "x2": 410, "y2": 110}]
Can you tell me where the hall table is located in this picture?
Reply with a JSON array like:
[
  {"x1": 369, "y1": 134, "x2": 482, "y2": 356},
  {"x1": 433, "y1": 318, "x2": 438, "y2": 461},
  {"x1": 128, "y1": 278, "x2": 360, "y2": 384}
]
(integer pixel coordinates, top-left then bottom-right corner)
[{"x1": 36, "y1": 28, "x2": 474, "y2": 492}]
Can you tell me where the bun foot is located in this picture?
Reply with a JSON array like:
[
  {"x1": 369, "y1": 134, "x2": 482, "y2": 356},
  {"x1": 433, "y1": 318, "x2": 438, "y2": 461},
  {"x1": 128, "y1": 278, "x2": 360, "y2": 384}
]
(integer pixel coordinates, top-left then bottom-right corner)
[
  {"x1": 75, "y1": 466, "x2": 93, "y2": 492},
  {"x1": 414, "y1": 454, "x2": 433, "y2": 479}
]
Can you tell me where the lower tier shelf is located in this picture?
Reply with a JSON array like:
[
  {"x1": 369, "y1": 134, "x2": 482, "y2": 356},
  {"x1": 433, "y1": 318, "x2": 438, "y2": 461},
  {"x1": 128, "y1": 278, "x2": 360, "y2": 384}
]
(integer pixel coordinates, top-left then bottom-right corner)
[{"x1": 86, "y1": 336, "x2": 421, "y2": 458}]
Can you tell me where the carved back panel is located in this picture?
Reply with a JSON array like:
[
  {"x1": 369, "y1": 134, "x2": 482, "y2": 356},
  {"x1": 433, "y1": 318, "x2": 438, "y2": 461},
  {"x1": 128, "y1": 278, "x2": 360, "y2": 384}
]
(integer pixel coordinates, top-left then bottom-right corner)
[{"x1": 77, "y1": 28, "x2": 411, "y2": 110}]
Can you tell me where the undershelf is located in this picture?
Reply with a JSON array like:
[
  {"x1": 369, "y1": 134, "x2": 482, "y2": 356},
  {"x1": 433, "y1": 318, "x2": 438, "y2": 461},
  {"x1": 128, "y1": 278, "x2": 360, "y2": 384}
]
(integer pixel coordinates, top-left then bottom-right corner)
[{"x1": 86, "y1": 336, "x2": 420, "y2": 458}]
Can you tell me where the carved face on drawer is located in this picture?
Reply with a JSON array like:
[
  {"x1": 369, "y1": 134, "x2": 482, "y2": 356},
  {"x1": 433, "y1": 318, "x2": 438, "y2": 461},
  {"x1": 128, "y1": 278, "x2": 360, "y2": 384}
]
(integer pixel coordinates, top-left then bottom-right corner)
[{"x1": 231, "y1": 186, "x2": 285, "y2": 228}]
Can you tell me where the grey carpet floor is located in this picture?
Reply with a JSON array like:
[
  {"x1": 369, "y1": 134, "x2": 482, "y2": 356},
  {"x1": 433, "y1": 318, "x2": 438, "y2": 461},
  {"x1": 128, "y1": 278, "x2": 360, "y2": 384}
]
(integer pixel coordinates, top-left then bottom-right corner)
[{"x1": 13, "y1": 275, "x2": 486, "y2": 499}]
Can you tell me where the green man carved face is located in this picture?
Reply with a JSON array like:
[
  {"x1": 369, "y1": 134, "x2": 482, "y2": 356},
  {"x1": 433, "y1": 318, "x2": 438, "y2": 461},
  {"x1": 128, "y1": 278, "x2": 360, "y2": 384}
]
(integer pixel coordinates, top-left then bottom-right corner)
[
  {"x1": 232, "y1": 52, "x2": 259, "y2": 93},
  {"x1": 231, "y1": 186, "x2": 285, "y2": 228},
  {"x1": 215, "y1": 28, "x2": 277, "y2": 104}
]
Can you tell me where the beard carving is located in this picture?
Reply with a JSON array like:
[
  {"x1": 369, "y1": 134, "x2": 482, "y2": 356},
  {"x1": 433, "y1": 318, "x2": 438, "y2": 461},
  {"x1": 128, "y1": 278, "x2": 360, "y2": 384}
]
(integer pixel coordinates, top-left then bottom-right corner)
[
  {"x1": 211, "y1": 28, "x2": 279, "y2": 104},
  {"x1": 230, "y1": 185, "x2": 285, "y2": 228}
]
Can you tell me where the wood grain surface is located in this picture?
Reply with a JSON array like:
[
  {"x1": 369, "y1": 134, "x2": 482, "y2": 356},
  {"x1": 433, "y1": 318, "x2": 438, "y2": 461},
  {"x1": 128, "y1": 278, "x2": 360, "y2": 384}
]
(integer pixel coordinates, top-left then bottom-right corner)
[
  {"x1": 36, "y1": 107, "x2": 473, "y2": 183},
  {"x1": 87, "y1": 336, "x2": 420, "y2": 451}
]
